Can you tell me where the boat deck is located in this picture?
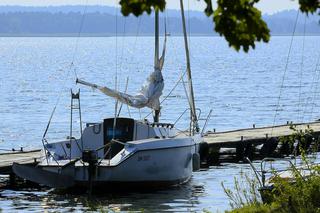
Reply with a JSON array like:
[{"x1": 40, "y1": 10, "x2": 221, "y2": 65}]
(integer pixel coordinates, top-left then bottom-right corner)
[{"x1": 0, "y1": 121, "x2": 320, "y2": 174}]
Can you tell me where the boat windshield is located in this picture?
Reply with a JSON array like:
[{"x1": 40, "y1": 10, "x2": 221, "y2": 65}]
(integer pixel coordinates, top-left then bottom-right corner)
[
  {"x1": 105, "y1": 127, "x2": 130, "y2": 141},
  {"x1": 103, "y1": 118, "x2": 134, "y2": 159}
]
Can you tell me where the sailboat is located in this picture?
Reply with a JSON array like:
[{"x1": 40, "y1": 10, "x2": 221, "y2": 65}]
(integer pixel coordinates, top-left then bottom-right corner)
[{"x1": 12, "y1": 0, "x2": 204, "y2": 190}]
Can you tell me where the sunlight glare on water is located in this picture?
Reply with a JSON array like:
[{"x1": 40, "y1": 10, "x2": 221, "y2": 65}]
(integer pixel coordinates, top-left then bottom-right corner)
[{"x1": 0, "y1": 36, "x2": 320, "y2": 212}]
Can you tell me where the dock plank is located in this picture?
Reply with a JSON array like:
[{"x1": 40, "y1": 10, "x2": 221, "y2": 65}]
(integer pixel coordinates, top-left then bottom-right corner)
[
  {"x1": 204, "y1": 122, "x2": 320, "y2": 145},
  {"x1": 0, "y1": 122, "x2": 319, "y2": 174},
  {"x1": 0, "y1": 150, "x2": 42, "y2": 174}
]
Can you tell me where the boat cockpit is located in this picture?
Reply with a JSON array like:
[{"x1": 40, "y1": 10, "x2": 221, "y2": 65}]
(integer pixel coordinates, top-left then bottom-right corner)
[{"x1": 45, "y1": 117, "x2": 177, "y2": 161}]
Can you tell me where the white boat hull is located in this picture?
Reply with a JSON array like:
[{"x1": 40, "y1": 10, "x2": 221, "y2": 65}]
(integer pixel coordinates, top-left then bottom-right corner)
[
  {"x1": 13, "y1": 117, "x2": 203, "y2": 190},
  {"x1": 13, "y1": 142, "x2": 197, "y2": 189},
  {"x1": 81, "y1": 145, "x2": 193, "y2": 184}
]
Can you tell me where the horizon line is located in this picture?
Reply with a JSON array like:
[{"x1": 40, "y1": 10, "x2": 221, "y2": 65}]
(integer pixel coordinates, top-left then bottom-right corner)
[{"x1": 0, "y1": 4, "x2": 300, "y2": 16}]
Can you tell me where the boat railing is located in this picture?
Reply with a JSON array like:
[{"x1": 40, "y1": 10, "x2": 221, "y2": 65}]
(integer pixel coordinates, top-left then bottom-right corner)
[
  {"x1": 246, "y1": 157, "x2": 305, "y2": 187},
  {"x1": 86, "y1": 122, "x2": 101, "y2": 127},
  {"x1": 95, "y1": 139, "x2": 127, "y2": 165},
  {"x1": 149, "y1": 122, "x2": 174, "y2": 128},
  {"x1": 174, "y1": 107, "x2": 201, "y2": 127},
  {"x1": 245, "y1": 157, "x2": 264, "y2": 187},
  {"x1": 42, "y1": 138, "x2": 60, "y2": 166},
  {"x1": 201, "y1": 109, "x2": 213, "y2": 136},
  {"x1": 86, "y1": 123, "x2": 102, "y2": 134}
]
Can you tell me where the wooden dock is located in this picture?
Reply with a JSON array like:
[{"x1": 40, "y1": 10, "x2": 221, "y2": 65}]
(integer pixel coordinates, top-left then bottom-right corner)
[
  {"x1": 205, "y1": 121, "x2": 320, "y2": 146},
  {"x1": 201, "y1": 121, "x2": 320, "y2": 165},
  {"x1": 0, "y1": 121, "x2": 319, "y2": 175},
  {"x1": 0, "y1": 149, "x2": 42, "y2": 175}
]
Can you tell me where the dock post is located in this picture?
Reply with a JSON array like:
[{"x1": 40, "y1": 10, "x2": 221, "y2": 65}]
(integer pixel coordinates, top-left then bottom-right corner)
[
  {"x1": 296, "y1": 134, "x2": 313, "y2": 156},
  {"x1": 9, "y1": 173, "x2": 16, "y2": 187},
  {"x1": 244, "y1": 142, "x2": 254, "y2": 160},
  {"x1": 209, "y1": 147, "x2": 220, "y2": 165},
  {"x1": 235, "y1": 136, "x2": 245, "y2": 162},
  {"x1": 260, "y1": 137, "x2": 278, "y2": 158},
  {"x1": 279, "y1": 141, "x2": 291, "y2": 156},
  {"x1": 199, "y1": 142, "x2": 210, "y2": 167}
]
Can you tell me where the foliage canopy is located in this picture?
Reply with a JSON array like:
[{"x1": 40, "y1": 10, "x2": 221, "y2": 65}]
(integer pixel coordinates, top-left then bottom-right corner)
[{"x1": 119, "y1": 0, "x2": 320, "y2": 52}]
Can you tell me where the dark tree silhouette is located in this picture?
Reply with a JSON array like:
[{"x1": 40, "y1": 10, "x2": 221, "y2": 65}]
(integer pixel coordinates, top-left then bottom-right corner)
[{"x1": 119, "y1": 0, "x2": 320, "y2": 52}]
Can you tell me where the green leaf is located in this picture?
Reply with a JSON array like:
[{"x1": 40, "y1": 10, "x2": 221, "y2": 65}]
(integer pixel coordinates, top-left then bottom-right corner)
[
  {"x1": 212, "y1": 0, "x2": 270, "y2": 52},
  {"x1": 119, "y1": 0, "x2": 166, "y2": 16},
  {"x1": 299, "y1": 0, "x2": 319, "y2": 14},
  {"x1": 118, "y1": 0, "x2": 318, "y2": 53}
]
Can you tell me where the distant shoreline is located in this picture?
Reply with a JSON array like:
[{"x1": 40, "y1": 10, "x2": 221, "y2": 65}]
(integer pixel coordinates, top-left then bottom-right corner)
[
  {"x1": 0, "y1": 7, "x2": 319, "y2": 36},
  {"x1": 0, "y1": 33, "x2": 319, "y2": 37}
]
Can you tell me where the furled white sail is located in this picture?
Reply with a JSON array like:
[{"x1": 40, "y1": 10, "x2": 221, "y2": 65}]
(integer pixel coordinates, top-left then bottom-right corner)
[
  {"x1": 77, "y1": 34, "x2": 166, "y2": 111},
  {"x1": 99, "y1": 68, "x2": 164, "y2": 110},
  {"x1": 77, "y1": 68, "x2": 163, "y2": 110}
]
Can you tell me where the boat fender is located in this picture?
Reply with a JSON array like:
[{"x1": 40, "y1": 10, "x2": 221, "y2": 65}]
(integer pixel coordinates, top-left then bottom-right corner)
[{"x1": 192, "y1": 153, "x2": 200, "y2": 171}]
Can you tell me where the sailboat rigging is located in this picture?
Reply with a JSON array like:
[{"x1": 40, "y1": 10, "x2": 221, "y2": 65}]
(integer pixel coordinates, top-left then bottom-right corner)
[
  {"x1": 180, "y1": 0, "x2": 199, "y2": 135},
  {"x1": 12, "y1": 1, "x2": 204, "y2": 191},
  {"x1": 76, "y1": 10, "x2": 167, "y2": 122}
]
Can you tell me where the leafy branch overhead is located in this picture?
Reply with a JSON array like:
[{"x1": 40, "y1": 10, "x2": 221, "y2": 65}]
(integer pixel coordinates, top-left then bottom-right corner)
[
  {"x1": 119, "y1": 0, "x2": 166, "y2": 16},
  {"x1": 299, "y1": 0, "x2": 320, "y2": 14},
  {"x1": 212, "y1": 0, "x2": 269, "y2": 52},
  {"x1": 119, "y1": 0, "x2": 320, "y2": 52}
]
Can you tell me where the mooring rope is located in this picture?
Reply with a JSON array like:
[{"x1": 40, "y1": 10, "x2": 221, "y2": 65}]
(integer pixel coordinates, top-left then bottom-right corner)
[
  {"x1": 125, "y1": 16, "x2": 142, "y2": 118},
  {"x1": 70, "y1": 0, "x2": 89, "y2": 79},
  {"x1": 271, "y1": 10, "x2": 300, "y2": 136},
  {"x1": 118, "y1": 18, "x2": 127, "y2": 81},
  {"x1": 188, "y1": 0, "x2": 191, "y2": 53},
  {"x1": 306, "y1": 53, "x2": 320, "y2": 121},
  {"x1": 42, "y1": 0, "x2": 89, "y2": 139},
  {"x1": 144, "y1": 70, "x2": 187, "y2": 119},
  {"x1": 42, "y1": 1, "x2": 89, "y2": 164},
  {"x1": 112, "y1": 1, "x2": 119, "y2": 165},
  {"x1": 297, "y1": 14, "x2": 307, "y2": 122},
  {"x1": 42, "y1": 64, "x2": 73, "y2": 139}
]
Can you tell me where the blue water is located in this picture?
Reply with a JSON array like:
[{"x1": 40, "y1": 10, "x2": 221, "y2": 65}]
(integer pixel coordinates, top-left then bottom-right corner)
[{"x1": 0, "y1": 36, "x2": 320, "y2": 212}]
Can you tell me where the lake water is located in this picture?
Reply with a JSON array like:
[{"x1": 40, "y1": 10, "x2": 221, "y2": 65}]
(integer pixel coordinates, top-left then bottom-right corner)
[{"x1": 0, "y1": 36, "x2": 320, "y2": 212}]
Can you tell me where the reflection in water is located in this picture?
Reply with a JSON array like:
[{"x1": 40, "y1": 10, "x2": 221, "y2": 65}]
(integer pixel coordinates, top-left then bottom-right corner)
[
  {"x1": 0, "y1": 178, "x2": 205, "y2": 212},
  {"x1": 1, "y1": 157, "x2": 318, "y2": 212},
  {"x1": 1, "y1": 36, "x2": 320, "y2": 211}
]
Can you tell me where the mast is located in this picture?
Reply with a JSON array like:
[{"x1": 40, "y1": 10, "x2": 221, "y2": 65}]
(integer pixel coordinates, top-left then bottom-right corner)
[
  {"x1": 180, "y1": 0, "x2": 198, "y2": 134},
  {"x1": 155, "y1": 9, "x2": 159, "y2": 68},
  {"x1": 154, "y1": 9, "x2": 160, "y2": 123}
]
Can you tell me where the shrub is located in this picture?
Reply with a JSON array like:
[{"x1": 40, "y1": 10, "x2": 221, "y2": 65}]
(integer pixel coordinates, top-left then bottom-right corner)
[{"x1": 224, "y1": 126, "x2": 320, "y2": 213}]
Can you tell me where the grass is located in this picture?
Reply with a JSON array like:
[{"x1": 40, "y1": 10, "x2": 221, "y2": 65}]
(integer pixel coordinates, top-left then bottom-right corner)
[{"x1": 224, "y1": 125, "x2": 320, "y2": 213}]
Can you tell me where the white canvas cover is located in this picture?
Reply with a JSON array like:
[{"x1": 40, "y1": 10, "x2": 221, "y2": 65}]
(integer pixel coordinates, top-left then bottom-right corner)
[
  {"x1": 77, "y1": 34, "x2": 166, "y2": 111},
  {"x1": 98, "y1": 68, "x2": 164, "y2": 110}
]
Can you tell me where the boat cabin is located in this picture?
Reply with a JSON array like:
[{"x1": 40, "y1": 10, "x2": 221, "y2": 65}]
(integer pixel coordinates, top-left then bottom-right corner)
[{"x1": 45, "y1": 117, "x2": 176, "y2": 161}]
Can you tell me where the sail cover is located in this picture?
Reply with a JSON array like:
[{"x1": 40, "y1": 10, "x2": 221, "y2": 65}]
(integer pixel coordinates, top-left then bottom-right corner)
[
  {"x1": 98, "y1": 68, "x2": 164, "y2": 110},
  {"x1": 77, "y1": 35, "x2": 166, "y2": 111}
]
